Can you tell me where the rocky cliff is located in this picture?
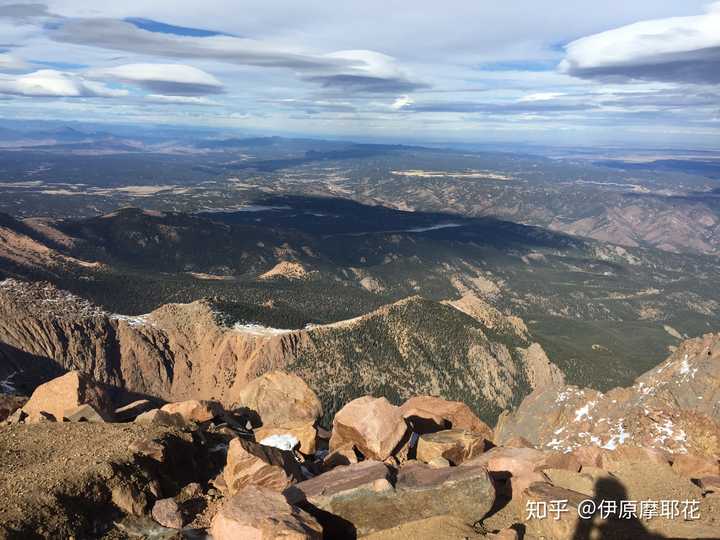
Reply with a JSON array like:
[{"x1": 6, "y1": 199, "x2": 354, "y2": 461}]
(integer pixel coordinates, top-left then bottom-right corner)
[{"x1": 495, "y1": 332, "x2": 720, "y2": 459}]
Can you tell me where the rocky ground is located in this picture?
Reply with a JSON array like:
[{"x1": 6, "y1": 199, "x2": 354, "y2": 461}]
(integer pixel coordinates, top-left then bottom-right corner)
[{"x1": 0, "y1": 334, "x2": 719, "y2": 539}]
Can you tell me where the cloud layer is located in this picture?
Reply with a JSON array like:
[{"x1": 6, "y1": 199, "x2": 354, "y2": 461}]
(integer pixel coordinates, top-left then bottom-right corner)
[
  {"x1": 560, "y1": 2, "x2": 720, "y2": 84},
  {"x1": 0, "y1": 1, "x2": 716, "y2": 146}
]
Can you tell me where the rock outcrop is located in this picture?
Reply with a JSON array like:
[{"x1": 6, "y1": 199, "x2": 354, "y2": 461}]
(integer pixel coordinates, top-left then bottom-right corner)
[{"x1": 495, "y1": 332, "x2": 720, "y2": 460}]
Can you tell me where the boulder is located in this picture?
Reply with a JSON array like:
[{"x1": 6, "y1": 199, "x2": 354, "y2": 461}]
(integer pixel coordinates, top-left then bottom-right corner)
[
  {"x1": 256, "y1": 421, "x2": 317, "y2": 455},
  {"x1": 22, "y1": 371, "x2": 114, "y2": 422},
  {"x1": 152, "y1": 498, "x2": 184, "y2": 529},
  {"x1": 329, "y1": 396, "x2": 408, "y2": 461},
  {"x1": 416, "y1": 429, "x2": 487, "y2": 465},
  {"x1": 399, "y1": 395, "x2": 492, "y2": 438},
  {"x1": 466, "y1": 446, "x2": 549, "y2": 498},
  {"x1": 114, "y1": 399, "x2": 154, "y2": 422},
  {"x1": 129, "y1": 438, "x2": 166, "y2": 463},
  {"x1": 236, "y1": 371, "x2": 322, "y2": 427},
  {"x1": 224, "y1": 437, "x2": 303, "y2": 494},
  {"x1": 161, "y1": 399, "x2": 223, "y2": 423},
  {"x1": 537, "y1": 451, "x2": 581, "y2": 472},
  {"x1": 63, "y1": 404, "x2": 106, "y2": 423},
  {"x1": 285, "y1": 460, "x2": 495, "y2": 537},
  {"x1": 211, "y1": 486, "x2": 322, "y2": 540},
  {"x1": 671, "y1": 453, "x2": 719, "y2": 478},
  {"x1": 322, "y1": 444, "x2": 358, "y2": 471},
  {"x1": 428, "y1": 456, "x2": 451, "y2": 468},
  {"x1": 502, "y1": 436, "x2": 535, "y2": 449},
  {"x1": 134, "y1": 408, "x2": 186, "y2": 428}
]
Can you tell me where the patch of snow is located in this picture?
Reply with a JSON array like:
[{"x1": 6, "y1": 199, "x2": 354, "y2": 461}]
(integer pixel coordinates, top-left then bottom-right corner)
[
  {"x1": 111, "y1": 314, "x2": 152, "y2": 327},
  {"x1": 232, "y1": 323, "x2": 294, "y2": 336},
  {"x1": 574, "y1": 401, "x2": 596, "y2": 422},
  {"x1": 0, "y1": 371, "x2": 18, "y2": 394},
  {"x1": 259, "y1": 433, "x2": 299, "y2": 452}
]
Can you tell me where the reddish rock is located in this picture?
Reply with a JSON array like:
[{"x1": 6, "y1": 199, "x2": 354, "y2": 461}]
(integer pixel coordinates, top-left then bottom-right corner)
[
  {"x1": 521, "y1": 482, "x2": 586, "y2": 540},
  {"x1": 330, "y1": 396, "x2": 408, "y2": 461},
  {"x1": 671, "y1": 453, "x2": 719, "y2": 478},
  {"x1": 152, "y1": 498, "x2": 184, "y2": 529},
  {"x1": 22, "y1": 371, "x2": 114, "y2": 422},
  {"x1": 399, "y1": 395, "x2": 492, "y2": 438},
  {"x1": 489, "y1": 529, "x2": 519, "y2": 540},
  {"x1": 161, "y1": 399, "x2": 223, "y2": 423},
  {"x1": 211, "y1": 486, "x2": 322, "y2": 540},
  {"x1": 416, "y1": 429, "x2": 487, "y2": 465},
  {"x1": 599, "y1": 446, "x2": 671, "y2": 472},
  {"x1": 536, "y1": 451, "x2": 581, "y2": 472},
  {"x1": 572, "y1": 446, "x2": 604, "y2": 468},
  {"x1": 236, "y1": 371, "x2": 322, "y2": 428},
  {"x1": 322, "y1": 444, "x2": 358, "y2": 471},
  {"x1": 224, "y1": 437, "x2": 303, "y2": 494},
  {"x1": 503, "y1": 436, "x2": 535, "y2": 449}
]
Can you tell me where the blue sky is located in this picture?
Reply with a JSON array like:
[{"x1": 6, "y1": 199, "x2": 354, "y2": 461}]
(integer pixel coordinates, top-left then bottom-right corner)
[{"x1": 0, "y1": 1, "x2": 718, "y2": 147}]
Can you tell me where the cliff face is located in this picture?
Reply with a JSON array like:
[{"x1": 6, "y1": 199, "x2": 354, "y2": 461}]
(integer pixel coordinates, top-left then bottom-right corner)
[
  {"x1": 0, "y1": 279, "x2": 560, "y2": 422},
  {"x1": 495, "y1": 332, "x2": 720, "y2": 459},
  {"x1": 0, "y1": 279, "x2": 309, "y2": 405}
]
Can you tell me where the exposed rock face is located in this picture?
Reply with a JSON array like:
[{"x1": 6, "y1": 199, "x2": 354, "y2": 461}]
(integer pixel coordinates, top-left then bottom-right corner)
[
  {"x1": 237, "y1": 371, "x2": 322, "y2": 428},
  {"x1": 495, "y1": 332, "x2": 720, "y2": 459},
  {"x1": 211, "y1": 486, "x2": 322, "y2": 540},
  {"x1": 224, "y1": 437, "x2": 303, "y2": 494},
  {"x1": 329, "y1": 396, "x2": 408, "y2": 461},
  {"x1": 21, "y1": 371, "x2": 114, "y2": 422},
  {"x1": 399, "y1": 395, "x2": 493, "y2": 436}
]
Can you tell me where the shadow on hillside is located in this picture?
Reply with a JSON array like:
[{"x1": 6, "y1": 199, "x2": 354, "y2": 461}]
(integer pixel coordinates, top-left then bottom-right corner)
[{"x1": 0, "y1": 340, "x2": 163, "y2": 408}]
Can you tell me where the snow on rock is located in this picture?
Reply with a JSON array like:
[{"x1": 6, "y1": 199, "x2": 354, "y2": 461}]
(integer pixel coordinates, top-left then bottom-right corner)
[{"x1": 259, "y1": 434, "x2": 300, "y2": 452}]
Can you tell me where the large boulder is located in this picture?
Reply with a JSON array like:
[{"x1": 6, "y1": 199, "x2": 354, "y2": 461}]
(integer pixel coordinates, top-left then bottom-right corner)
[
  {"x1": 224, "y1": 437, "x2": 303, "y2": 494},
  {"x1": 21, "y1": 371, "x2": 114, "y2": 422},
  {"x1": 416, "y1": 429, "x2": 488, "y2": 465},
  {"x1": 399, "y1": 395, "x2": 493, "y2": 438},
  {"x1": 160, "y1": 399, "x2": 223, "y2": 423},
  {"x1": 285, "y1": 460, "x2": 495, "y2": 536},
  {"x1": 329, "y1": 396, "x2": 408, "y2": 461},
  {"x1": 211, "y1": 486, "x2": 322, "y2": 540},
  {"x1": 236, "y1": 371, "x2": 322, "y2": 428}
]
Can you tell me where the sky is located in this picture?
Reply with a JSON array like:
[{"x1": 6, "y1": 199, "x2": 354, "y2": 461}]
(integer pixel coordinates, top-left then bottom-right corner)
[{"x1": 0, "y1": 1, "x2": 718, "y2": 147}]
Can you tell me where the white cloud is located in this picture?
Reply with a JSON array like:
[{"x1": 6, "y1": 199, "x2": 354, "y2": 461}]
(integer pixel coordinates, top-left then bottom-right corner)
[
  {"x1": 391, "y1": 95, "x2": 414, "y2": 110},
  {"x1": 87, "y1": 63, "x2": 224, "y2": 95},
  {"x1": 146, "y1": 94, "x2": 217, "y2": 105},
  {"x1": 0, "y1": 53, "x2": 29, "y2": 72},
  {"x1": 560, "y1": 2, "x2": 720, "y2": 84},
  {"x1": 519, "y1": 92, "x2": 566, "y2": 102},
  {"x1": 0, "y1": 69, "x2": 127, "y2": 97}
]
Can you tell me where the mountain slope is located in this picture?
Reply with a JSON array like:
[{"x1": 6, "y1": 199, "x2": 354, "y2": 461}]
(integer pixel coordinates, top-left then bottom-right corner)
[{"x1": 0, "y1": 279, "x2": 561, "y2": 423}]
